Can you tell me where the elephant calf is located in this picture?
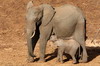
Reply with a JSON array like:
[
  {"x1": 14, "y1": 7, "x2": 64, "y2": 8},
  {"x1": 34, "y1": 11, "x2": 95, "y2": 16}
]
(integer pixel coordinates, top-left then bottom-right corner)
[{"x1": 50, "y1": 35, "x2": 81, "y2": 64}]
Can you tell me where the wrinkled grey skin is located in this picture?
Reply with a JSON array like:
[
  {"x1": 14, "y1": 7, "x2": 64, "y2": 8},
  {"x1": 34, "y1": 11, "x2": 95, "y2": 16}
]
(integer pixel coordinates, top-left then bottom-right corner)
[
  {"x1": 26, "y1": 1, "x2": 88, "y2": 62},
  {"x1": 50, "y1": 35, "x2": 80, "y2": 64}
]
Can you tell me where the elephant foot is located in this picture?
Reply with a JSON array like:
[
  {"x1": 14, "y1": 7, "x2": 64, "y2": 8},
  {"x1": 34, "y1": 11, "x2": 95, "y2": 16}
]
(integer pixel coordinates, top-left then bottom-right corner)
[
  {"x1": 27, "y1": 56, "x2": 34, "y2": 63},
  {"x1": 79, "y1": 59, "x2": 87, "y2": 63},
  {"x1": 73, "y1": 61, "x2": 77, "y2": 64},
  {"x1": 56, "y1": 60, "x2": 63, "y2": 64},
  {"x1": 79, "y1": 59, "x2": 82, "y2": 63},
  {"x1": 38, "y1": 59, "x2": 45, "y2": 63},
  {"x1": 60, "y1": 61, "x2": 64, "y2": 64},
  {"x1": 56, "y1": 61, "x2": 63, "y2": 64},
  {"x1": 57, "y1": 61, "x2": 63, "y2": 64},
  {"x1": 79, "y1": 55, "x2": 88, "y2": 63},
  {"x1": 56, "y1": 60, "x2": 59, "y2": 63}
]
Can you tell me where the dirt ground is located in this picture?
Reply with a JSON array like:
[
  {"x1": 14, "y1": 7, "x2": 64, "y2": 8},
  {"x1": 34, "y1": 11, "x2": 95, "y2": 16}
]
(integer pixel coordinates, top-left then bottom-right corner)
[{"x1": 0, "y1": 0, "x2": 100, "y2": 66}]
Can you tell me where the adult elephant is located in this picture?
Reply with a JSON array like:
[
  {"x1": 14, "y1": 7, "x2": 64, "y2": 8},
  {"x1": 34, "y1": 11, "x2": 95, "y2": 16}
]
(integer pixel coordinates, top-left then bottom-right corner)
[{"x1": 26, "y1": 1, "x2": 88, "y2": 63}]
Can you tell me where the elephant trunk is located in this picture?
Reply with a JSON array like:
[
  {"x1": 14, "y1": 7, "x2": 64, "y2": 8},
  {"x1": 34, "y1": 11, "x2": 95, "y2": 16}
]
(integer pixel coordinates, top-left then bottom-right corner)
[{"x1": 26, "y1": 29, "x2": 36, "y2": 57}]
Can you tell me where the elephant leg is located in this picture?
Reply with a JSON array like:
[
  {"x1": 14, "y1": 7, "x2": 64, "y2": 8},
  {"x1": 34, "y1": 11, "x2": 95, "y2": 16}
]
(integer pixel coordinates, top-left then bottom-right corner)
[
  {"x1": 70, "y1": 50, "x2": 77, "y2": 64},
  {"x1": 57, "y1": 54, "x2": 60, "y2": 62},
  {"x1": 74, "y1": 19, "x2": 88, "y2": 63},
  {"x1": 75, "y1": 34, "x2": 88, "y2": 63},
  {"x1": 38, "y1": 38, "x2": 47, "y2": 62},
  {"x1": 57, "y1": 50, "x2": 60, "y2": 62},
  {"x1": 38, "y1": 24, "x2": 52, "y2": 62},
  {"x1": 75, "y1": 37, "x2": 88, "y2": 63},
  {"x1": 58, "y1": 47, "x2": 64, "y2": 63},
  {"x1": 71, "y1": 55, "x2": 77, "y2": 64},
  {"x1": 79, "y1": 43, "x2": 88, "y2": 63},
  {"x1": 59, "y1": 51, "x2": 63, "y2": 63}
]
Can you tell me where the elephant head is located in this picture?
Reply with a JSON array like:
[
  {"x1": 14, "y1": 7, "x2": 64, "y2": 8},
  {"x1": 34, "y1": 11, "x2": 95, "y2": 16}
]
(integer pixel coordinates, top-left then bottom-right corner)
[
  {"x1": 26, "y1": 1, "x2": 55, "y2": 60},
  {"x1": 26, "y1": 1, "x2": 55, "y2": 37}
]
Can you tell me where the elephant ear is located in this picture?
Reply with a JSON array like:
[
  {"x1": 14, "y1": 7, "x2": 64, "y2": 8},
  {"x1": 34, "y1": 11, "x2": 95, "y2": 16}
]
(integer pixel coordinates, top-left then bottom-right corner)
[{"x1": 41, "y1": 4, "x2": 55, "y2": 26}]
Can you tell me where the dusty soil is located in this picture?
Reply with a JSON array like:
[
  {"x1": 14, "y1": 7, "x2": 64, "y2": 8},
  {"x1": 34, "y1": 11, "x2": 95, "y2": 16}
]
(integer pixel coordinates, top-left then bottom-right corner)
[{"x1": 0, "y1": 0, "x2": 100, "y2": 66}]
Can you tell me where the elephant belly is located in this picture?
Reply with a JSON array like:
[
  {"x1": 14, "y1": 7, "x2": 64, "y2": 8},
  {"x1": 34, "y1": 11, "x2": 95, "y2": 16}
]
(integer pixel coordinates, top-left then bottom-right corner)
[
  {"x1": 53, "y1": 19, "x2": 77, "y2": 38},
  {"x1": 52, "y1": 5, "x2": 81, "y2": 38},
  {"x1": 53, "y1": 23, "x2": 76, "y2": 38}
]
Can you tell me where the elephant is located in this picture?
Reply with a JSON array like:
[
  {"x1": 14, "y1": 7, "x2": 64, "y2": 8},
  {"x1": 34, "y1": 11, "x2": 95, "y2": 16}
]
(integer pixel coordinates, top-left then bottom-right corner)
[
  {"x1": 25, "y1": 1, "x2": 88, "y2": 62},
  {"x1": 50, "y1": 35, "x2": 81, "y2": 64}
]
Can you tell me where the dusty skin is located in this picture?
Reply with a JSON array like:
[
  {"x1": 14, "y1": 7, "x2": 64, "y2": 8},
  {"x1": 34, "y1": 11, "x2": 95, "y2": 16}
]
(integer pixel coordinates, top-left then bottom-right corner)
[{"x1": 0, "y1": 0, "x2": 100, "y2": 66}]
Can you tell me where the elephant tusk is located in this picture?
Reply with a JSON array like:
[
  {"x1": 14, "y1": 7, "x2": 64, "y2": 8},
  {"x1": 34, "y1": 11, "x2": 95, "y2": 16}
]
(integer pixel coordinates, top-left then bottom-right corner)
[{"x1": 30, "y1": 31, "x2": 35, "y2": 38}]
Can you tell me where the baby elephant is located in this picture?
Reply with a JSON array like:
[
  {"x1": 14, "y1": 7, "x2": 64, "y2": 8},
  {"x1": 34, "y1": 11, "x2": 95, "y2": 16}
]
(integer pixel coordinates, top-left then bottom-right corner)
[{"x1": 50, "y1": 35, "x2": 81, "y2": 64}]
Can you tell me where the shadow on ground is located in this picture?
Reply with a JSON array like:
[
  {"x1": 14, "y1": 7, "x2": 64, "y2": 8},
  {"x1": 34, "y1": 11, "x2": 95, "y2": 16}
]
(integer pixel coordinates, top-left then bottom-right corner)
[
  {"x1": 87, "y1": 46, "x2": 100, "y2": 62},
  {"x1": 34, "y1": 46, "x2": 100, "y2": 63}
]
